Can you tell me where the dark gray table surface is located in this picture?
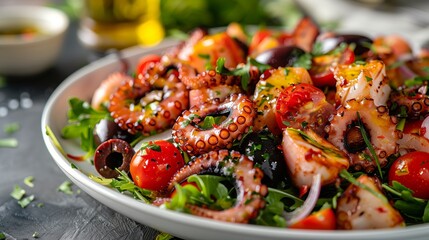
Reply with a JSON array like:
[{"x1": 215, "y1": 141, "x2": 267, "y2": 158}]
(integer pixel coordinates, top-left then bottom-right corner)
[{"x1": 0, "y1": 21, "x2": 166, "y2": 240}]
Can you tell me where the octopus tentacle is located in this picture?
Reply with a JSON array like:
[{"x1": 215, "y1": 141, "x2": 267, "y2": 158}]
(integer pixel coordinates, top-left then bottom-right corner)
[
  {"x1": 390, "y1": 92, "x2": 429, "y2": 119},
  {"x1": 178, "y1": 64, "x2": 240, "y2": 90},
  {"x1": 172, "y1": 93, "x2": 255, "y2": 155},
  {"x1": 166, "y1": 150, "x2": 268, "y2": 223},
  {"x1": 109, "y1": 64, "x2": 189, "y2": 135},
  {"x1": 327, "y1": 98, "x2": 398, "y2": 172}
]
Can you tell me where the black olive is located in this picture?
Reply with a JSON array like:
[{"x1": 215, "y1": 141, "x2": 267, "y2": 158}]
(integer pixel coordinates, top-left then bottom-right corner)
[
  {"x1": 233, "y1": 129, "x2": 288, "y2": 187},
  {"x1": 93, "y1": 119, "x2": 134, "y2": 146},
  {"x1": 93, "y1": 139, "x2": 135, "y2": 178},
  {"x1": 318, "y1": 34, "x2": 373, "y2": 56},
  {"x1": 255, "y1": 46, "x2": 305, "y2": 68},
  {"x1": 344, "y1": 125, "x2": 367, "y2": 153}
]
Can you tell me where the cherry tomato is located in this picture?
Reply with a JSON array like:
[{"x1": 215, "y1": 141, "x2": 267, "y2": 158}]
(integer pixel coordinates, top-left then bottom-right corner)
[
  {"x1": 275, "y1": 83, "x2": 334, "y2": 132},
  {"x1": 309, "y1": 46, "x2": 355, "y2": 87},
  {"x1": 136, "y1": 54, "x2": 161, "y2": 77},
  {"x1": 403, "y1": 119, "x2": 424, "y2": 135},
  {"x1": 249, "y1": 29, "x2": 273, "y2": 55},
  {"x1": 130, "y1": 140, "x2": 185, "y2": 191},
  {"x1": 388, "y1": 151, "x2": 429, "y2": 199},
  {"x1": 289, "y1": 208, "x2": 336, "y2": 230}
]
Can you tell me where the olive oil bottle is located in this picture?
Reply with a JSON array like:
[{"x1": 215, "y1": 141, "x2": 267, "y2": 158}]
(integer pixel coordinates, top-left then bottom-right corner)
[{"x1": 78, "y1": 0, "x2": 164, "y2": 51}]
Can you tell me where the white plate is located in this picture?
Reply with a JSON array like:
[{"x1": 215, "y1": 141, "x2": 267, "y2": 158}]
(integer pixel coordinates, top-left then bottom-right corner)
[{"x1": 41, "y1": 40, "x2": 429, "y2": 240}]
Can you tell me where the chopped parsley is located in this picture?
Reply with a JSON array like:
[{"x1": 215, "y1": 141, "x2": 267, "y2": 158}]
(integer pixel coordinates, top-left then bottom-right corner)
[
  {"x1": 10, "y1": 185, "x2": 26, "y2": 200},
  {"x1": 18, "y1": 195, "x2": 35, "y2": 208},
  {"x1": 0, "y1": 138, "x2": 18, "y2": 148},
  {"x1": 57, "y1": 181, "x2": 73, "y2": 195},
  {"x1": 216, "y1": 57, "x2": 271, "y2": 91},
  {"x1": 3, "y1": 122, "x2": 20, "y2": 134},
  {"x1": 24, "y1": 176, "x2": 34, "y2": 188},
  {"x1": 292, "y1": 53, "x2": 312, "y2": 70}
]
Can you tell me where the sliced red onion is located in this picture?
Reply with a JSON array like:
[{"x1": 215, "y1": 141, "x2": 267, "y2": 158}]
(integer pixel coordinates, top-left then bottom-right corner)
[
  {"x1": 397, "y1": 54, "x2": 417, "y2": 80},
  {"x1": 283, "y1": 173, "x2": 322, "y2": 225}
]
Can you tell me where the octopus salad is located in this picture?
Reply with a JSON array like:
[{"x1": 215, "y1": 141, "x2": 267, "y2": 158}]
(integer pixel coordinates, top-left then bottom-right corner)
[{"x1": 56, "y1": 18, "x2": 429, "y2": 230}]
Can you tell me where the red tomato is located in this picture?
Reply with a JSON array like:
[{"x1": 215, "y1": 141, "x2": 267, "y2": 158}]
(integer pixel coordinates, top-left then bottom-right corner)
[
  {"x1": 130, "y1": 140, "x2": 185, "y2": 191},
  {"x1": 388, "y1": 151, "x2": 429, "y2": 199},
  {"x1": 275, "y1": 83, "x2": 334, "y2": 131},
  {"x1": 403, "y1": 119, "x2": 424, "y2": 135},
  {"x1": 309, "y1": 47, "x2": 355, "y2": 87},
  {"x1": 289, "y1": 208, "x2": 336, "y2": 230},
  {"x1": 136, "y1": 54, "x2": 161, "y2": 77},
  {"x1": 249, "y1": 29, "x2": 273, "y2": 55}
]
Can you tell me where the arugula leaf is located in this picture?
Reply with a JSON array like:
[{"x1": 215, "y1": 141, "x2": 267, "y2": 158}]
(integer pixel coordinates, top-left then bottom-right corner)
[
  {"x1": 91, "y1": 170, "x2": 153, "y2": 203},
  {"x1": 166, "y1": 174, "x2": 234, "y2": 212},
  {"x1": 255, "y1": 187, "x2": 302, "y2": 227}
]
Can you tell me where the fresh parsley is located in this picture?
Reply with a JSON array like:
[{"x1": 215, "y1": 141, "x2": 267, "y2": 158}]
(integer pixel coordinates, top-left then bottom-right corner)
[
  {"x1": 57, "y1": 181, "x2": 74, "y2": 195},
  {"x1": 216, "y1": 57, "x2": 271, "y2": 91},
  {"x1": 61, "y1": 98, "x2": 110, "y2": 159}
]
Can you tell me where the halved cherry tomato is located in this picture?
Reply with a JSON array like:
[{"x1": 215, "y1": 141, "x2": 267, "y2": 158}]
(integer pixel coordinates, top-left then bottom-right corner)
[
  {"x1": 309, "y1": 46, "x2": 355, "y2": 87},
  {"x1": 130, "y1": 140, "x2": 185, "y2": 191},
  {"x1": 403, "y1": 119, "x2": 424, "y2": 135},
  {"x1": 249, "y1": 29, "x2": 273, "y2": 55},
  {"x1": 289, "y1": 208, "x2": 336, "y2": 230},
  {"x1": 388, "y1": 151, "x2": 429, "y2": 199},
  {"x1": 275, "y1": 83, "x2": 334, "y2": 132},
  {"x1": 136, "y1": 54, "x2": 161, "y2": 77}
]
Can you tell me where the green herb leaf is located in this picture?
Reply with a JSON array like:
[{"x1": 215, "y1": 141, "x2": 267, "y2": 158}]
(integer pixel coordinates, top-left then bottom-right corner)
[
  {"x1": 216, "y1": 57, "x2": 271, "y2": 91},
  {"x1": 365, "y1": 76, "x2": 373, "y2": 82},
  {"x1": 61, "y1": 98, "x2": 110, "y2": 158},
  {"x1": 0, "y1": 232, "x2": 5, "y2": 240},
  {"x1": 10, "y1": 185, "x2": 26, "y2": 200},
  {"x1": 24, "y1": 176, "x2": 34, "y2": 188},
  {"x1": 140, "y1": 142, "x2": 161, "y2": 155},
  {"x1": 156, "y1": 232, "x2": 174, "y2": 240},
  {"x1": 57, "y1": 181, "x2": 73, "y2": 195},
  {"x1": 4, "y1": 122, "x2": 20, "y2": 134},
  {"x1": 18, "y1": 194, "x2": 35, "y2": 208},
  {"x1": 0, "y1": 138, "x2": 18, "y2": 148},
  {"x1": 293, "y1": 53, "x2": 312, "y2": 70}
]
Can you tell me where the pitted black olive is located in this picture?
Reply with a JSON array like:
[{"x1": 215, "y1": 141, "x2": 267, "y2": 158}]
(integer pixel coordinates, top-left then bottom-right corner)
[
  {"x1": 93, "y1": 119, "x2": 134, "y2": 146},
  {"x1": 93, "y1": 138, "x2": 135, "y2": 178},
  {"x1": 233, "y1": 129, "x2": 288, "y2": 187}
]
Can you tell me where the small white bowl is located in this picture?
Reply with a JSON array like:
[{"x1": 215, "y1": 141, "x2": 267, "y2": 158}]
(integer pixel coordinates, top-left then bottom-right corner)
[{"x1": 0, "y1": 5, "x2": 69, "y2": 76}]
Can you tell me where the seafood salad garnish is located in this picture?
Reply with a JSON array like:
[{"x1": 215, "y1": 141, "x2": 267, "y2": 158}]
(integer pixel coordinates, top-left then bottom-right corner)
[{"x1": 56, "y1": 18, "x2": 429, "y2": 230}]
